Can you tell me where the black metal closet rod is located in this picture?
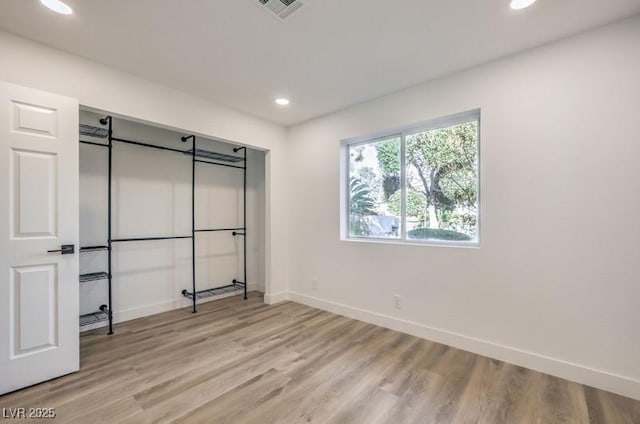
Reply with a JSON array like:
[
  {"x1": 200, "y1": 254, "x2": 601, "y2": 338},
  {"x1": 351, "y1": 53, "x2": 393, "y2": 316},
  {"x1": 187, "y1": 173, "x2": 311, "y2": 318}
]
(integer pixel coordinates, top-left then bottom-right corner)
[
  {"x1": 111, "y1": 235, "x2": 193, "y2": 243},
  {"x1": 80, "y1": 245, "x2": 109, "y2": 251},
  {"x1": 112, "y1": 137, "x2": 187, "y2": 154},
  {"x1": 80, "y1": 140, "x2": 109, "y2": 148},
  {"x1": 82, "y1": 138, "x2": 246, "y2": 169},
  {"x1": 194, "y1": 159, "x2": 245, "y2": 170},
  {"x1": 195, "y1": 227, "x2": 245, "y2": 233}
]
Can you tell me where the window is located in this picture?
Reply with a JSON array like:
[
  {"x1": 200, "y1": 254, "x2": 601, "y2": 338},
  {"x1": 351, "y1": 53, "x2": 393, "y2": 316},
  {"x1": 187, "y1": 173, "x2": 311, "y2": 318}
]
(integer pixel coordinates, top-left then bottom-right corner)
[{"x1": 343, "y1": 111, "x2": 480, "y2": 245}]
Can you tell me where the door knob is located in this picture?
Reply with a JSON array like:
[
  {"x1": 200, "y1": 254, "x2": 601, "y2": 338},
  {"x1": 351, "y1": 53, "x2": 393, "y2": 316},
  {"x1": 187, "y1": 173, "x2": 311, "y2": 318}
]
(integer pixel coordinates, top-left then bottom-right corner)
[{"x1": 47, "y1": 244, "x2": 75, "y2": 255}]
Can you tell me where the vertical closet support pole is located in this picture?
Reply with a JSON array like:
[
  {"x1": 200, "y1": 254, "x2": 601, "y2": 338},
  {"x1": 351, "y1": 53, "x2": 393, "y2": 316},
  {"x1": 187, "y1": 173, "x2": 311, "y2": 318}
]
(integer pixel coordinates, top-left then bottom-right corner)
[
  {"x1": 182, "y1": 135, "x2": 197, "y2": 313},
  {"x1": 191, "y1": 137, "x2": 197, "y2": 313},
  {"x1": 234, "y1": 146, "x2": 248, "y2": 301},
  {"x1": 243, "y1": 148, "x2": 247, "y2": 300},
  {"x1": 103, "y1": 116, "x2": 114, "y2": 335}
]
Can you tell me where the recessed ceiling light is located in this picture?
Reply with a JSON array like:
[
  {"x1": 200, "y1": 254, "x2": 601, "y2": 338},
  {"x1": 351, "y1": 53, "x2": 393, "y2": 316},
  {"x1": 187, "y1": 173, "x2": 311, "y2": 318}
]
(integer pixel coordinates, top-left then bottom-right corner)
[
  {"x1": 40, "y1": 0, "x2": 73, "y2": 15},
  {"x1": 510, "y1": 0, "x2": 537, "y2": 10},
  {"x1": 275, "y1": 98, "x2": 290, "y2": 106}
]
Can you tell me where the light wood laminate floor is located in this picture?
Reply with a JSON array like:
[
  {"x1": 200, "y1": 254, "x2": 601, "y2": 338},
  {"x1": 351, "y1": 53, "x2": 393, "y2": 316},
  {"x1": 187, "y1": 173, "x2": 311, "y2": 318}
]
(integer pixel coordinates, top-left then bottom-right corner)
[{"x1": 1, "y1": 292, "x2": 639, "y2": 423}]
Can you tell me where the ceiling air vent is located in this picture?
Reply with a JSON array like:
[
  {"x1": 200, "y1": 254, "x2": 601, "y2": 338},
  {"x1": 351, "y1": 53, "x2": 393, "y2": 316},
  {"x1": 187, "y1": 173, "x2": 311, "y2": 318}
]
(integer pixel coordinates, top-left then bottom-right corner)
[{"x1": 257, "y1": 0, "x2": 304, "y2": 20}]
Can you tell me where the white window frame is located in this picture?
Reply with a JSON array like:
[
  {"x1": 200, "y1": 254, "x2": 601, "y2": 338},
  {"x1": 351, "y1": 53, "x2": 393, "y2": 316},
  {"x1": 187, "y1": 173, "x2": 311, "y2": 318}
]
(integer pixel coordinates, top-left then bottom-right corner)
[{"x1": 340, "y1": 109, "x2": 481, "y2": 248}]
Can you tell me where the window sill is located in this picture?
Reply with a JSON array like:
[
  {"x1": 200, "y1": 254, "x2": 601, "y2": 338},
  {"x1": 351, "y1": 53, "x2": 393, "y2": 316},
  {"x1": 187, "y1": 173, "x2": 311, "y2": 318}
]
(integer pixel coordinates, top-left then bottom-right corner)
[{"x1": 341, "y1": 236, "x2": 480, "y2": 249}]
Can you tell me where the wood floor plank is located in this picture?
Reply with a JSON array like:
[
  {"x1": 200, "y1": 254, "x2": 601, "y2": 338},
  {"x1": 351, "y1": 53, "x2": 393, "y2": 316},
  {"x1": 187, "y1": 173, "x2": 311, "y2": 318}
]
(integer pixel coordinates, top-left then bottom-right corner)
[
  {"x1": 173, "y1": 368, "x2": 292, "y2": 424},
  {"x1": 1, "y1": 292, "x2": 639, "y2": 424}
]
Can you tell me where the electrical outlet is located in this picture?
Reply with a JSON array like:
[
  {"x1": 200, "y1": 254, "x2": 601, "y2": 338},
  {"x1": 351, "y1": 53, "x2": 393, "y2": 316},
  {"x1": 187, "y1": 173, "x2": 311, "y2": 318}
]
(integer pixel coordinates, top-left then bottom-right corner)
[
  {"x1": 311, "y1": 279, "x2": 319, "y2": 291},
  {"x1": 392, "y1": 295, "x2": 401, "y2": 309}
]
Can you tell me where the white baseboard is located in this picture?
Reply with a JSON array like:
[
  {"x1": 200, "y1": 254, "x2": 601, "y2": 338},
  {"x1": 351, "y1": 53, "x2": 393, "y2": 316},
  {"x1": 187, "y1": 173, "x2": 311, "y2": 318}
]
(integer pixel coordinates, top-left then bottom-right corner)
[
  {"x1": 263, "y1": 291, "x2": 289, "y2": 305},
  {"x1": 114, "y1": 297, "x2": 192, "y2": 323},
  {"x1": 287, "y1": 291, "x2": 640, "y2": 401}
]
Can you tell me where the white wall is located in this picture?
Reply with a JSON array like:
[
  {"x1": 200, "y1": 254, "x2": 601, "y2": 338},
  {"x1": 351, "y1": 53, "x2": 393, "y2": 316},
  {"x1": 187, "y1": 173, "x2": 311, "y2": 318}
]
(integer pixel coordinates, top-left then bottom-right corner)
[
  {"x1": 79, "y1": 111, "x2": 265, "y2": 323},
  {"x1": 287, "y1": 15, "x2": 640, "y2": 400},
  {"x1": 0, "y1": 29, "x2": 288, "y2": 300}
]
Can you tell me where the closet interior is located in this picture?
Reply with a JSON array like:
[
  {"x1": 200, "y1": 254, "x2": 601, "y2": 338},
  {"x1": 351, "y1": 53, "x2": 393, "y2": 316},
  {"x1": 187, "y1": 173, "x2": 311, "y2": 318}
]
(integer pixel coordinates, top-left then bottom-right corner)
[{"x1": 78, "y1": 110, "x2": 265, "y2": 334}]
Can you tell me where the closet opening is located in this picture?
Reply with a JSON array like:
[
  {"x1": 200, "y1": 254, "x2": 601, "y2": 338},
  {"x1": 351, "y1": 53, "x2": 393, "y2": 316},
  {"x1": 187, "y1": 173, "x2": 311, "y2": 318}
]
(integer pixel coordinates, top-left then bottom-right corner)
[{"x1": 78, "y1": 108, "x2": 266, "y2": 334}]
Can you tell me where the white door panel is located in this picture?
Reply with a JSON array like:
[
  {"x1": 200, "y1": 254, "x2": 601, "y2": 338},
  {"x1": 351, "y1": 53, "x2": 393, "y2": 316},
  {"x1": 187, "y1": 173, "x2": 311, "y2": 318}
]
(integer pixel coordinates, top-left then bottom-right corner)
[
  {"x1": 0, "y1": 82, "x2": 79, "y2": 394},
  {"x1": 11, "y1": 100, "x2": 58, "y2": 138},
  {"x1": 11, "y1": 264, "x2": 58, "y2": 356},
  {"x1": 11, "y1": 149, "x2": 58, "y2": 238}
]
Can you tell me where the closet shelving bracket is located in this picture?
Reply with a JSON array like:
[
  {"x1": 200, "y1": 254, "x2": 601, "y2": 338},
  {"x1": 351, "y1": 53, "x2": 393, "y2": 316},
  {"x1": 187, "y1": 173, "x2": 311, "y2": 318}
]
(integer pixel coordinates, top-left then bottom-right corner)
[
  {"x1": 184, "y1": 148, "x2": 244, "y2": 163},
  {"x1": 182, "y1": 135, "x2": 198, "y2": 314},
  {"x1": 78, "y1": 116, "x2": 113, "y2": 335},
  {"x1": 80, "y1": 124, "x2": 109, "y2": 139},
  {"x1": 180, "y1": 137, "x2": 249, "y2": 307},
  {"x1": 181, "y1": 280, "x2": 245, "y2": 300},
  {"x1": 79, "y1": 305, "x2": 110, "y2": 327},
  {"x1": 234, "y1": 146, "x2": 248, "y2": 301},
  {"x1": 79, "y1": 118, "x2": 251, "y2": 334}
]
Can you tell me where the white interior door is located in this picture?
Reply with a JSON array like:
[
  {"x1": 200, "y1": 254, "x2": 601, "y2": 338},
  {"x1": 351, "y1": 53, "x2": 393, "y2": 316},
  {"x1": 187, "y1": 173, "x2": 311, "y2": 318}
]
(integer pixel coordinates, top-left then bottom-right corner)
[{"x1": 0, "y1": 82, "x2": 79, "y2": 394}]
